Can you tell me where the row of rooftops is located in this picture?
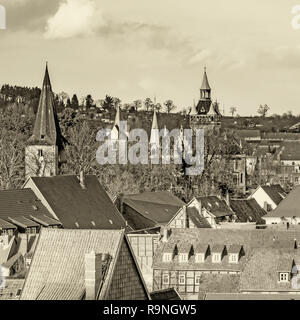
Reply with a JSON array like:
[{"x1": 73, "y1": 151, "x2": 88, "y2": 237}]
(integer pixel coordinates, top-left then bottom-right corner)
[{"x1": 0, "y1": 188, "x2": 62, "y2": 232}]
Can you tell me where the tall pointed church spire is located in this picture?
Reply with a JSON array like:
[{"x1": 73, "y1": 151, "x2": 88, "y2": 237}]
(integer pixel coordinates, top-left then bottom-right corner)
[
  {"x1": 25, "y1": 64, "x2": 64, "y2": 178},
  {"x1": 28, "y1": 63, "x2": 62, "y2": 148},
  {"x1": 150, "y1": 110, "x2": 159, "y2": 145},
  {"x1": 111, "y1": 104, "x2": 121, "y2": 141}
]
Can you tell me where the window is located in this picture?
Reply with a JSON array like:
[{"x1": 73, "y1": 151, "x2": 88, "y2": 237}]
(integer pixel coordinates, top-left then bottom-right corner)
[
  {"x1": 279, "y1": 272, "x2": 289, "y2": 282},
  {"x1": 163, "y1": 253, "x2": 172, "y2": 262},
  {"x1": 195, "y1": 253, "x2": 205, "y2": 263},
  {"x1": 179, "y1": 274, "x2": 186, "y2": 285},
  {"x1": 179, "y1": 253, "x2": 188, "y2": 263},
  {"x1": 212, "y1": 253, "x2": 221, "y2": 263},
  {"x1": 195, "y1": 275, "x2": 201, "y2": 285},
  {"x1": 162, "y1": 274, "x2": 170, "y2": 285},
  {"x1": 229, "y1": 254, "x2": 238, "y2": 263},
  {"x1": 38, "y1": 149, "x2": 43, "y2": 157}
]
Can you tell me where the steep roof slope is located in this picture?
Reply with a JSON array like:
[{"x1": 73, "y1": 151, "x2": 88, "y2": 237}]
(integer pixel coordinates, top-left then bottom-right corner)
[
  {"x1": 21, "y1": 229, "x2": 125, "y2": 300},
  {"x1": 265, "y1": 185, "x2": 300, "y2": 218},
  {"x1": 28, "y1": 175, "x2": 127, "y2": 229},
  {"x1": 123, "y1": 191, "x2": 185, "y2": 225}
]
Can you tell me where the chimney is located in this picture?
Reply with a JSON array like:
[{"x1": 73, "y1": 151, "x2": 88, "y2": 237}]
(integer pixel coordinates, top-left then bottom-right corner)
[
  {"x1": 263, "y1": 201, "x2": 269, "y2": 212},
  {"x1": 18, "y1": 233, "x2": 28, "y2": 255},
  {"x1": 119, "y1": 193, "x2": 124, "y2": 214},
  {"x1": 225, "y1": 191, "x2": 230, "y2": 207},
  {"x1": 84, "y1": 251, "x2": 103, "y2": 300},
  {"x1": 182, "y1": 205, "x2": 187, "y2": 228},
  {"x1": 162, "y1": 227, "x2": 169, "y2": 243},
  {"x1": 80, "y1": 171, "x2": 86, "y2": 189},
  {"x1": 196, "y1": 199, "x2": 202, "y2": 215}
]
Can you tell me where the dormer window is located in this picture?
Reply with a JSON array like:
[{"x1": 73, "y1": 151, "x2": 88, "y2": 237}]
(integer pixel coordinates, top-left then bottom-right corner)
[
  {"x1": 179, "y1": 253, "x2": 188, "y2": 263},
  {"x1": 195, "y1": 253, "x2": 205, "y2": 263},
  {"x1": 229, "y1": 253, "x2": 238, "y2": 263},
  {"x1": 212, "y1": 253, "x2": 221, "y2": 263},
  {"x1": 163, "y1": 253, "x2": 172, "y2": 262},
  {"x1": 279, "y1": 272, "x2": 289, "y2": 282}
]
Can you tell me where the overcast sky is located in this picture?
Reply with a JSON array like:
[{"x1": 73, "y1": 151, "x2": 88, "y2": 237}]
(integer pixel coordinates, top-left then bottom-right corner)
[{"x1": 1, "y1": 0, "x2": 300, "y2": 115}]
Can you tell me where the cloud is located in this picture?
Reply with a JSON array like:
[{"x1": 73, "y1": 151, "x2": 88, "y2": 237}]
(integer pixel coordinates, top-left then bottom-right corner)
[
  {"x1": 44, "y1": 0, "x2": 104, "y2": 39},
  {"x1": 3, "y1": 0, "x2": 61, "y2": 31}
]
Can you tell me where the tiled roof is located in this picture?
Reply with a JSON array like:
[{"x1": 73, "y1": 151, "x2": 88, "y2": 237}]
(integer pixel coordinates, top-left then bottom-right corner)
[
  {"x1": 265, "y1": 185, "x2": 300, "y2": 218},
  {"x1": 230, "y1": 199, "x2": 266, "y2": 223},
  {"x1": 261, "y1": 132, "x2": 300, "y2": 141},
  {"x1": 279, "y1": 141, "x2": 300, "y2": 160},
  {"x1": 260, "y1": 184, "x2": 286, "y2": 206},
  {"x1": 123, "y1": 191, "x2": 185, "y2": 227},
  {"x1": 153, "y1": 229, "x2": 300, "y2": 271},
  {"x1": 205, "y1": 293, "x2": 300, "y2": 300},
  {"x1": 21, "y1": 229, "x2": 125, "y2": 300},
  {"x1": 240, "y1": 248, "x2": 300, "y2": 292},
  {"x1": 211, "y1": 244, "x2": 224, "y2": 253},
  {"x1": 234, "y1": 129, "x2": 261, "y2": 140},
  {"x1": 0, "y1": 279, "x2": 24, "y2": 300},
  {"x1": 0, "y1": 219, "x2": 17, "y2": 230},
  {"x1": 227, "y1": 244, "x2": 242, "y2": 254},
  {"x1": 197, "y1": 196, "x2": 233, "y2": 217},
  {"x1": 198, "y1": 274, "x2": 240, "y2": 296},
  {"x1": 28, "y1": 175, "x2": 128, "y2": 230},
  {"x1": 150, "y1": 288, "x2": 181, "y2": 300},
  {"x1": 0, "y1": 189, "x2": 53, "y2": 225},
  {"x1": 187, "y1": 207, "x2": 211, "y2": 228},
  {"x1": 8, "y1": 216, "x2": 40, "y2": 229}
]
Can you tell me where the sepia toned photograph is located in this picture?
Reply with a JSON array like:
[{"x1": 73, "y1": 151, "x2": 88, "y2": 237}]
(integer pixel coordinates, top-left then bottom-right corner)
[{"x1": 1, "y1": 0, "x2": 300, "y2": 310}]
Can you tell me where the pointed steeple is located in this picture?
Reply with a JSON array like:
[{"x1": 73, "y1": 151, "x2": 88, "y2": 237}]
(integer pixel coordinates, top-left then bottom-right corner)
[
  {"x1": 196, "y1": 67, "x2": 212, "y2": 114},
  {"x1": 150, "y1": 110, "x2": 159, "y2": 145},
  {"x1": 151, "y1": 109, "x2": 159, "y2": 130},
  {"x1": 111, "y1": 105, "x2": 121, "y2": 141},
  {"x1": 201, "y1": 67, "x2": 211, "y2": 90},
  {"x1": 28, "y1": 63, "x2": 63, "y2": 149}
]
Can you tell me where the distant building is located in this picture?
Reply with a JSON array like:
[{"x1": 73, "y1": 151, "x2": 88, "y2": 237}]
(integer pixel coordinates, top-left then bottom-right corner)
[
  {"x1": 264, "y1": 185, "x2": 300, "y2": 225},
  {"x1": 0, "y1": 189, "x2": 61, "y2": 236},
  {"x1": 21, "y1": 229, "x2": 150, "y2": 300},
  {"x1": 190, "y1": 68, "x2": 221, "y2": 132},
  {"x1": 187, "y1": 196, "x2": 234, "y2": 228},
  {"x1": 117, "y1": 191, "x2": 186, "y2": 231},
  {"x1": 153, "y1": 228, "x2": 300, "y2": 299},
  {"x1": 25, "y1": 65, "x2": 65, "y2": 179},
  {"x1": 229, "y1": 198, "x2": 266, "y2": 224},
  {"x1": 277, "y1": 141, "x2": 300, "y2": 186},
  {"x1": 249, "y1": 184, "x2": 286, "y2": 211}
]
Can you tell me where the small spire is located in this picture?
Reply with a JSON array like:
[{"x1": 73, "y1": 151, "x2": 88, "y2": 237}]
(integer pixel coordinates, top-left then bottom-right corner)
[
  {"x1": 201, "y1": 67, "x2": 211, "y2": 90},
  {"x1": 151, "y1": 110, "x2": 159, "y2": 130}
]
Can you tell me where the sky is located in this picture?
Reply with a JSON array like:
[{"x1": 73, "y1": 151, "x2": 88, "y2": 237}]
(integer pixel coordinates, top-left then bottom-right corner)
[{"x1": 1, "y1": 0, "x2": 300, "y2": 115}]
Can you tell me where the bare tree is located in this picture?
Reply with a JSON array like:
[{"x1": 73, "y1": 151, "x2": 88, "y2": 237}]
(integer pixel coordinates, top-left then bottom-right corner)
[
  {"x1": 257, "y1": 104, "x2": 270, "y2": 117},
  {"x1": 133, "y1": 99, "x2": 142, "y2": 111},
  {"x1": 230, "y1": 107, "x2": 237, "y2": 117},
  {"x1": 164, "y1": 100, "x2": 176, "y2": 113}
]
